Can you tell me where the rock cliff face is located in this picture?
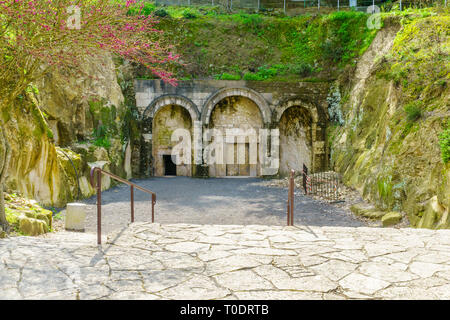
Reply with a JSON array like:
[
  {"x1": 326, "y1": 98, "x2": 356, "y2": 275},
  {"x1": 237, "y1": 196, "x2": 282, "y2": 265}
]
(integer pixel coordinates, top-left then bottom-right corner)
[
  {"x1": 4, "y1": 54, "x2": 136, "y2": 207},
  {"x1": 331, "y1": 15, "x2": 450, "y2": 229}
]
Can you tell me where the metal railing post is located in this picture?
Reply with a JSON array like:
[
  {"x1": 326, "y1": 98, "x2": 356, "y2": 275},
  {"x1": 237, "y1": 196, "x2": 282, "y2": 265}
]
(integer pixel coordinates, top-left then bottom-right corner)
[
  {"x1": 131, "y1": 185, "x2": 134, "y2": 223},
  {"x1": 287, "y1": 199, "x2": 290, "y2": 226},
  {"x1": 287, "y1": 169, "x2": 294, "y2": 226},
  {"x1": 152, "y1": 194, "x2": 156, "y2": 223},
  {"x1": 97, "y1": 169, "x2": 102, "y2": 245},
  {"x1": 290, "y1": 170, "x2": 294, "y2": 226}
]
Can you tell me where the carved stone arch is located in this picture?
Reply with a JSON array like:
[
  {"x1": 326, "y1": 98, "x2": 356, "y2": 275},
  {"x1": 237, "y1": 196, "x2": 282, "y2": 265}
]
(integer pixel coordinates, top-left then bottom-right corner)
[
  {"x1": 201, "y1": 87, "x2": 271, "y2": 126},
  {"x1": 274, "y1": 98, "x2": 320, "y2": 124},
  {"x1": 275, "y1": 98, "x2": 327, "y2": 173},
  {"x1": 142, "y1": 94, "x2": 200, "y2": 122}
]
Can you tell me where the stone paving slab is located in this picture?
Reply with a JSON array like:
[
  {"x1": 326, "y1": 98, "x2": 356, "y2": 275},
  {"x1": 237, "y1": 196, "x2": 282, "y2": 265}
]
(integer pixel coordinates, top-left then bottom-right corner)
[{"x1": 0, "y1": 223, "x2": 449, "y2": 300}]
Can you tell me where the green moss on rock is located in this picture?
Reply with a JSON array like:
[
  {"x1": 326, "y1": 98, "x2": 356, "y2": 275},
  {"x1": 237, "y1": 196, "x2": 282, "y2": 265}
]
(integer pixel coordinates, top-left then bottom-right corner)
[
  {"x1": 350, "y1": 203, "x2": 386, "y2": 219},
  {"x1": 381, "y1": 211, "x2": 402, "y2": 227},
  {"x1": 5, "y1": 193, "x2": 53, "y2": 236},
  {"x1": 332, "y1": 12, "x2": 449, "y2": 229}
]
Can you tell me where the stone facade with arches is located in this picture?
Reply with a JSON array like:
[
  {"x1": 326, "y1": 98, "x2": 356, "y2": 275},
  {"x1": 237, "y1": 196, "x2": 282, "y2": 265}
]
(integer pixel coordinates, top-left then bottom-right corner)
[{"x1": 135, "y1": 79, "x2": 330, "y2": 177}]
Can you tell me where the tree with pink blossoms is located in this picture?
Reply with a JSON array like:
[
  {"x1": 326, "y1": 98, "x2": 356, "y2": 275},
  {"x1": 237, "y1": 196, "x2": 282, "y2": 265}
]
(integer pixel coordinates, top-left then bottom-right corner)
[{"x1": 0, "y1": 0, "x2": 179, "y2": 233}]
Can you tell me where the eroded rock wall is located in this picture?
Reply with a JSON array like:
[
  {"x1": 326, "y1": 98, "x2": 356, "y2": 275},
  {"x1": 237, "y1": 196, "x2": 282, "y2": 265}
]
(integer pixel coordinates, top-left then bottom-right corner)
[
  {"x1": 4, "y1": 54, "x2": 135, "y2": 207},
  {"x1": 331, "y1": 15, "x2": 450, "y2": 229}
]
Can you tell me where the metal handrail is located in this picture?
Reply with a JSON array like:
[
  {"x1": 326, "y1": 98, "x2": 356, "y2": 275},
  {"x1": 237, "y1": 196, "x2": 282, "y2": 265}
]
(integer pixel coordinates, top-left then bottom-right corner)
[
  {"x1": 287, "y1": 169, "x2": 295, "y2": 226},
  {"x1": 90, "y1": 167, "x2": 156, "y2": 245}
]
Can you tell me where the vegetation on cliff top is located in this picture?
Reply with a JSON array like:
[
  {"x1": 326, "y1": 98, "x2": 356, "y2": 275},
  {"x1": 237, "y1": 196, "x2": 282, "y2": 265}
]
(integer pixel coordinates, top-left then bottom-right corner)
[{"x1": 132, "y1": 5, "x2": 378, "y2": 81}]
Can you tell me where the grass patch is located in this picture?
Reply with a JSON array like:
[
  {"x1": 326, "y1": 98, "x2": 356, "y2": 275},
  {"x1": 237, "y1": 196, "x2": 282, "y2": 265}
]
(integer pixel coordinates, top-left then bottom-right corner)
[{"x1": 439, "y1": 120, "x2": 450, "y2": 164}]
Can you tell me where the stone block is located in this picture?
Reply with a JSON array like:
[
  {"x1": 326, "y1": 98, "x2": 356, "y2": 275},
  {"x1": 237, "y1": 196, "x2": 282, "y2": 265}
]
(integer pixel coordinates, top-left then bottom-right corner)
[
  {"x1": 18, "y1": 216, "x2": 48, "y2": 236},
  {"x1": 350, "y1": 203, "x2": 383, "y2": 219},
  {"x1": 382, "y1": 212, "x2": 402, "y2": 227},
  {"x1": 65, "y1": 203, "x2": 87, "y2": 231}
]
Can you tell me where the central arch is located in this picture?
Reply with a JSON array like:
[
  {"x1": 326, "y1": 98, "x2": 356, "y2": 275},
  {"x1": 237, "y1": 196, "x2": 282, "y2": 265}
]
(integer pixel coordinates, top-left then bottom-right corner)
[
  {"x1": 201, "y1": 87, "x2": 271, "y2": 126},
  {"x1": 207, "y1": 96, "x2": 264, "y2": 177}
]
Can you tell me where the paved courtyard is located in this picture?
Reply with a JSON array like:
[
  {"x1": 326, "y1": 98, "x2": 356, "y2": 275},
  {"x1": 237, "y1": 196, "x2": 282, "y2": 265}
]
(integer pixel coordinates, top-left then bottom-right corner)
[
  {"x1": 83, "y1": 177, "x2": 364, "y2": 234},
  {"x1": 1, "y1": 222, "x2": 449, "y2": 300}
]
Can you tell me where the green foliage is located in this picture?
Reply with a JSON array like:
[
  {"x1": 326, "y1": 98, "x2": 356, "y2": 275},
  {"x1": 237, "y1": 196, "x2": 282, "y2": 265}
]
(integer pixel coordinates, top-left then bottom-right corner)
[
  {"x1": 377, "y1": 175, "x2": 394, "y2": 207},
  {"x1": 88, "y1": 98, "x2": 121, "y2": 149},
  {"x1": 182, "y1": 9, "x2": 198, "y2": 19},
  {"x1": 242, "y1": 64, "x2": 290, "y2": 81},
  {"x1": 229, "y1": 13, "x2": 264, "y2": 34},
  {"x1": 404, "y1": 101, "x2": 423, "y2": 122},
  {"x1": 387, "y1": 15, "x2": 449, "y2": 97},
  {"x1": 243, "y1": 73, "x2": 264, "y2": 81},
  {"x1": 127, "y1": 2, "x2": 156, "y2": 16},
  {"x1": 216, "y1": 73, "x2": 241, "y2": 80},
  {"x1": 92, "y1": 122, "x2": 111, "y2": 149},
  {"x1": 154, "y1": 10, "x2": 379, "y2": 80},
  {"x1": 439, "y1": 121, "x2": 450, "y2": 164},
  {"x1": 154, "y1": 8, "x2": 169, "y2": 18},
  {"x1": 284, "y1": 11, "x2": 377, "y2": 69},
  {"x1": 93, "y1": 134, "x2": 111, "y2": 149},
  {"x1": 290, "y1": 62, "x2": 313, "y2": 77}
]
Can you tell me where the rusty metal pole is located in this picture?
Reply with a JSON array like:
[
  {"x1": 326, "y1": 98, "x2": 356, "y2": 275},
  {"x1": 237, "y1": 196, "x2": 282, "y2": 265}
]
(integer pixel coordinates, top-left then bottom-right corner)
[
  {"x1": 152, "y1": 194, "x2": 156, "y2": 223},
  {"x1": 130, "y1": 185, "x2": 134, "y2": 223},
  {"x1": 290, "y1": 170, "x2": 294, "y2": 226},
  {"x1": 287, "y1": 200, "x2": 290, "y2": 226},
  {"x1": 97, "y1": 169, "x2": 102, "y2": 245}
]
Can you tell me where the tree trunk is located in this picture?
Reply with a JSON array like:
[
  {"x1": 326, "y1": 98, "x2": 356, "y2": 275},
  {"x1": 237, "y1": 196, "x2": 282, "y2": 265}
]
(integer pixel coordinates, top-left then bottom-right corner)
[{"x1": 0, "y1": 123, "x2": 11, "y2": 233}]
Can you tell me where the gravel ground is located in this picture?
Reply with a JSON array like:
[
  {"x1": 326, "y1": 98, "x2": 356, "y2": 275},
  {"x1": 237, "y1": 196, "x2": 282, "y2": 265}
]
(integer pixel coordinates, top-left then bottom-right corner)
[{"x1": 76, "y1": 177, "x2": 367, "y2": 234}]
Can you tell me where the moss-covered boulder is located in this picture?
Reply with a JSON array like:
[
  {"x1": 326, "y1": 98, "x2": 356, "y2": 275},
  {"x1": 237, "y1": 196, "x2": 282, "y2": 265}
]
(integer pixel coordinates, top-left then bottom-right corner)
[
  {"x1": 22, "y1": 209, "x2": 53, "y2": 230},
  {"x1": 350, "y1": 203, "x2": 385, "y2": 219},
  {"x1": 416, "y1": 196, "x2": 449, "y2": 229},
  {"x1": 18, "y1": 216, "x2": 48, "y2": 236},
  {"x1": 381, "y1": 211, "x2": 403, "y2": 227},
  {"x1": 5, "y1": 193, "x2": 53, "y2": 236}
]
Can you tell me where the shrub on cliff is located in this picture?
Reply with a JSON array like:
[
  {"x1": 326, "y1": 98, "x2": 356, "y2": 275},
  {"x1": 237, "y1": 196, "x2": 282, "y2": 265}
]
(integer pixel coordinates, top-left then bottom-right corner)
[{"x1": 404, "y1": 101, "x2": 423, "y2": 122}]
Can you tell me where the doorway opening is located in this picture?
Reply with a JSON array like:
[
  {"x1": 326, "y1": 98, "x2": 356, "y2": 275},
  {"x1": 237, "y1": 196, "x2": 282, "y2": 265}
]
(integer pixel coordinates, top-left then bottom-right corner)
[{"x1": 163, "y1": 155, "x2": 176, "y2": 176}]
